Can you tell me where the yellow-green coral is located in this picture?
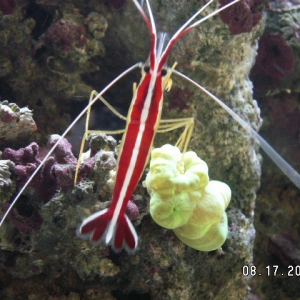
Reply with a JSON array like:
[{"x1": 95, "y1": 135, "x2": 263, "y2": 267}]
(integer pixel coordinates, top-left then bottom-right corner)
[{"x1": 144, "y1": 144, "x2": 231, "y2": 251}]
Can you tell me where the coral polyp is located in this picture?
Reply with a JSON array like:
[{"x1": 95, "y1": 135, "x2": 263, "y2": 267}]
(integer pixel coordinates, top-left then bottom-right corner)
[
  {"x1": 218, "y1": 0, "x2": 263, "y2": 34},
  {"x1": 145, "y1": 144, "x2": 231, "y2": 251}
]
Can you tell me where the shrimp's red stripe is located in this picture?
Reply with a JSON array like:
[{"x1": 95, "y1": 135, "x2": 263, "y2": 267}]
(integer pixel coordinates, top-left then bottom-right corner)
[
  {"x1": 79, "y1": 69, "x2": 164, "y2": 251},
  {"x1": 111, "y1": 73, "x2": 163, "y2": 210}
]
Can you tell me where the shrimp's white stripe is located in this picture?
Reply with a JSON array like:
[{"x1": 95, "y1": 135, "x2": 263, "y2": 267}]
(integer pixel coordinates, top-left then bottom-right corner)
[
  {"x1": 106, "y1": 0, "x2": 164, "y2": 243},
  {"x1": 106, "y1": 67, "x2": 160, "y2": 245}
]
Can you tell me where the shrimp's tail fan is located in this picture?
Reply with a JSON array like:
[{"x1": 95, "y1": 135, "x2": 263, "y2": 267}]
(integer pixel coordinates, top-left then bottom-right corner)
[{"x1": 77, "y1": 208, "x2": 138, "y2": 253}]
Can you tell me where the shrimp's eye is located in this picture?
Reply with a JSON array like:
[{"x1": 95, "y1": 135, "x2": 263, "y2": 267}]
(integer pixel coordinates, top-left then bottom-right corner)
[
  {"x1": 161, "y1": 69, "x2": 167, "y2": 76},
  {"x1": 143, "y1": 66, "x2": 150, "y2": 73}
]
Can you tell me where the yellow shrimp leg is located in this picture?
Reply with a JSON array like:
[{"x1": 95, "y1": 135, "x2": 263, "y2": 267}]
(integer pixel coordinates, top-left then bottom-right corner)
[
  {"x1": 75, "y1": 90, "x2": 195, "y2": 184},
  {"x1": 157, "y1": 117, "x2": 195, "y2": 154},
  {"x1": 74, "y1": 90, "x2": 127, "y2": 183}
]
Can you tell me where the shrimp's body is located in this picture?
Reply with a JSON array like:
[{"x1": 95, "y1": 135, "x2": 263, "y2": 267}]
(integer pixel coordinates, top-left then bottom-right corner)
[
  {"x1": 78, "y1": 37, "x2": 167, "y2": 251},
  {"x1": 77, "y1": 0, "x2": 240, "y2": 252}
]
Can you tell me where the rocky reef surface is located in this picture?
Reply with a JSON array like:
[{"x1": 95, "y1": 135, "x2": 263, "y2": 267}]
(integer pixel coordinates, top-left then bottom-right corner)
[
  {"x1": 249, "y1": 2, "x2": 300, "y2": 299},
  {"x1": 0, "y1": 0, "x2": 272, "y2": 299}
]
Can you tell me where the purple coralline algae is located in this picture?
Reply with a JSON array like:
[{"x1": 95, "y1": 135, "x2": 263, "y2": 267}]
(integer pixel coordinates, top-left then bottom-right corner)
[
  {"x1": 0, "y1": 137, "x2": 72, "y2": 237},
  {"x1": 250, "y1": 34, "x2": 294, "y2": 92},
  {"x1": 0, "y1": 0, "x2": 16, "y2": 15},
  {"x1": 44, "y1": 20, "x2": 87, "y2": 53},
  {"x1": 126, "y1": 200, "x2": 140, "y2": 221},
  {"x1": 255, "y1": 34, "x2": 294, "y2": 78},
  {"x1": 219, "y1": 0, "x2": 264, "y2": 34},
  {"x1": 2, "y1": 135, "x2": 77, "y2": 202}
]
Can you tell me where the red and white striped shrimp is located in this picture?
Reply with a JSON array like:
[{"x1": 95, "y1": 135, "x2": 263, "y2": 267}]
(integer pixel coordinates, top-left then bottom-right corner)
[{"x1": 77, "y1": 0, "x2": 241, "y2": 252}]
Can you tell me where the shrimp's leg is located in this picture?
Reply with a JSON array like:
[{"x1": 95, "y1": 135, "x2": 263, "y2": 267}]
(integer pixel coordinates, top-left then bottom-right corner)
[
  {"x1": 75, "y1": 100, "x2": 195, "y2": 183},
  {"x1": 75, "y1": 87, "x2": 195, "y2": 183},
  {"x1": 74, "y1": 90, "x2": 126, "y2": 183},
  {"x1": 158, "y1": 117, "x2": 195, "y2": 154},
  {"x1": 75, "y1": 116, "x2": 195, "y2": 183}
]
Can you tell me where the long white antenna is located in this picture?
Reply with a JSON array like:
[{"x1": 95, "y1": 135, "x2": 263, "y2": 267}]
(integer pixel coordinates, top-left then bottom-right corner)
[
  {"x1": 174, "y1": 69, "x2": 300, "y2": 189},
  {"x1": 186, "y1": 0, "x2": 240, "y2": 30},
  {"x1": 0, "y1": 63, "x2": 140, "y2": 227},
  {"x1": 160, "y1": 0, "x2": 240, "y2": 63},
  {"x1": 168, "y1": 0, "x2": 215, "y2": 42}
]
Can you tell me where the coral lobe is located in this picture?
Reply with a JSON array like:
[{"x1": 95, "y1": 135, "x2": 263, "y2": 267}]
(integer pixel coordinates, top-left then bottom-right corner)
[{"x1": 219, "y1": 0, "x2": 263, "y2": 34}]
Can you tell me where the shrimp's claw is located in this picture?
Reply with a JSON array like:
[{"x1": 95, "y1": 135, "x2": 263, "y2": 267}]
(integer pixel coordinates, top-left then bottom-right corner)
[{"x1": 77, "y1": 209, "x2": 138, "y2": 253}]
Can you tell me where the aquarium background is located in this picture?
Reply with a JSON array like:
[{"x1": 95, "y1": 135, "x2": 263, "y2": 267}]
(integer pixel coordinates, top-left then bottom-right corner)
[{"x1": 0, "y1": 0, "x2": 299, "y2": 299}]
